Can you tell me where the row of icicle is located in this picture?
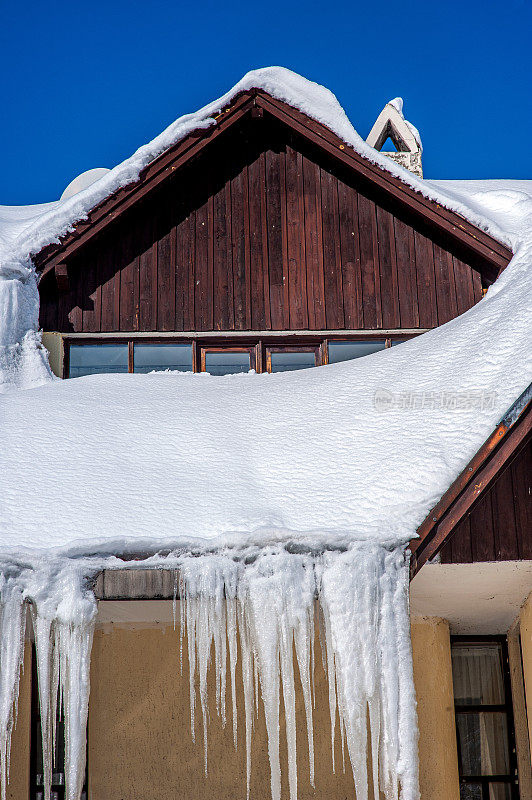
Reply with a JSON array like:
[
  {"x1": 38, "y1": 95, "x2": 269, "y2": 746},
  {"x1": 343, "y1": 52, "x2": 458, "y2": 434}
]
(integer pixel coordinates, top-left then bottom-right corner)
[{"x1": 0, "y1": 544, "x2": 419, "y2": 800}]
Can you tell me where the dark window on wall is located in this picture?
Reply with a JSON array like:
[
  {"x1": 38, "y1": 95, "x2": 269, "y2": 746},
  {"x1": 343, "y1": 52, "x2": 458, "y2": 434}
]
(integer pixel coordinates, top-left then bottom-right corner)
[
  {"x1": 66, "y1": 336, "x2": 413, "y2": 378},
  {"x1": 30, "y1": 649, "x2": 87, "y2": 800},
  {"x1": 451, "y1": 637, "x2": 519, "y2": 800}
]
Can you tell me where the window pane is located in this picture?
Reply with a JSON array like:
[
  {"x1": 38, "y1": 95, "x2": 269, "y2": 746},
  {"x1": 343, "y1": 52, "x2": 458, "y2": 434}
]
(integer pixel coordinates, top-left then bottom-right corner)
[
  {"x1": 328, "y1": 340, "x2": 386, "y2": 363},
  {"x1": 456, "y1": 712, "x2": 510, "y2": 776},
  {"x1": 269, "y1": 351, "x2": 316, "y2": 372},
  {"x1": 69, "y1": 344, "x2": 128, "y2": 377},
  {"x1": 134, "y1": 343, "x2": 193, "y2": 373},
  {"x1": 452, "y1": 644, "x2": 505, "y2": 705},
  {"x1": 204, "y1": 351, "x2": 251, "y2": 375},
  {"x1": 489, "y1": 784, "x2": 512, "y2": 800},
  {"x1": 459, "y1": 785, "x2": 482, "y2": 800}
]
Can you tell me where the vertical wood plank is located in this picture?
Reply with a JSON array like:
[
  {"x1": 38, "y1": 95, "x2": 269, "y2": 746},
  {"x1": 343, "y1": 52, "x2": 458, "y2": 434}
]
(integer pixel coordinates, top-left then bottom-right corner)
[
  {"x1": 511, "y1": 443, "x2": 532, "y2": 559},
  {"x1": 357, "y1": 192, "x2": 378, "y2": 328},
  {"x1": 100, "y1": 242, "x2": 119, "y2": 331},
  {"x1": 194, "y1": 191, "x2": 211, "y2": 331},
  {"x1": 432, "y1": 244, "x2": 457, "y2": 325},
  {"x1": 453, "y1": 256, "x2": 476, "y2": 316},
  {"x1": 119, "y1": 220, "x2": 139, "y2": 331},
  {"x1": 320, "y1": 167, "x2": 344, "y2": 329},
  {"x1": 231, "y1": 167, "x2": 248, "y2": 330},
  {"x1": 265, "y1": 148, "x2": 285, "y2": 330},
  {"x1": 285, "y1": 146, "x2": 308, "y2": 329},
  {"x1": 82, "y1": 246, "x2": 101, "y2": 332},
  {"x1": 414, "y1": 231, "x2": 437, "y2": 328},
  {"x1": 157, "y1": 199, "x2": 176, "y2": 332},
  {"x1": 491, "y1": 465, "x2": 519, "y2": 560},
  {"x1": 212, "y1": 180, "x2": 234, "y2": 330},
  {"x1": 337, "y1": 181, "x2": 362, "y2": 329},
  {"x1": 138, "y1": 211, "x2": 157, "y2": 331},
  {"x1": 248, "y1": 152, "x2": 269, "y2": 329},
  {"x1": 470, "y1": 492, "x2": 496, "y2": 561},
  {"x1": 68, "y1": 259, "x2": 83, "y2": 332},
  {"x1": 450, "y1": 516, "x2": 473, "y2": 563},
  {"x1": 376, "y1": 206, "x2": 400, "y2": 329},
  {"x1": 393, "y1": 217, "x2": 419, "y2": 328},
  {"x1": 302, "y1": 156, "x2": 326, "y2": 330}
]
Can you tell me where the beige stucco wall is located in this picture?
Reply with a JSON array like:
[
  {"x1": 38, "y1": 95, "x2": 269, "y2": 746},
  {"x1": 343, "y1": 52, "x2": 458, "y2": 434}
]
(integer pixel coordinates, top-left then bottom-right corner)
[
  {"x1": 7, "y1": 643, "x2": 31, "y2": 800},
  {"x1": 88, "y1": 608, "x2": 461, "y2": 800},
  {"x1": 88, "y1": 620, "x2": 359, "y2": 800},
  {"x1": 520, "y1": 592, "x2": 532, "y2": 748},
  {"x1": 41, "y1": 331, "x2": 64, "y2": 377},
  {"x1": 411, "y1": 618, "x2": 460, "y2": 800}
]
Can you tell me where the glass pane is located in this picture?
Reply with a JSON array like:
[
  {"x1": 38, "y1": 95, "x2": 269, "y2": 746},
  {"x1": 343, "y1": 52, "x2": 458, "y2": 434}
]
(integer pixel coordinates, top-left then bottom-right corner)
[
  {"x1": 134, "y1": 343, "x2": 193, "y2": 373},
  {"x1": 456, "y1": 712, "x2": 510, "y2": 776},
  {"x1": 452, "y1": 644, "x2": 505, "y2": 705},
  {"x1": 204, "y1": 350, "x2": 251, "y2": 376},
  {"x1": 269, "y1": 351, "x2": 316, "y2": 372},
  {"x1": 459, "y1": 784, "x2": 482, "y2": 800},
  {"x1": 489, "y1": 784, "x2": 512, "y2": 800},
  {"x1": 69, "y1": 344, "x2": 128, "y2": 377},
  {"x1": 328, "y1": 340, "x2": 386, "y2": 363}
]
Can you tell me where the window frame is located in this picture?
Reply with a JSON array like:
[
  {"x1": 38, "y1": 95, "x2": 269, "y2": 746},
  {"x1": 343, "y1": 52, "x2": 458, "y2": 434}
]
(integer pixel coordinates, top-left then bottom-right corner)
[
  {"x1": 30, "y1": 646, "x2": 88, "y2": 800},
  {"x1": 451, "y1": 635, "x2": 520, "y2": 800},
  {"x1": 63, "y1": 333, "x2": 417, "y2": 379}
]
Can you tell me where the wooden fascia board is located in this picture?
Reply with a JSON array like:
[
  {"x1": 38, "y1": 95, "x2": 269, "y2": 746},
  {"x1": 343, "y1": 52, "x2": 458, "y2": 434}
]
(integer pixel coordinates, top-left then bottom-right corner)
[
  {"x1": 409, "y1": 394, "x2": 532, "y2": 577},
  {"x1": 254, "y1": 93, "x2": 512, "y2": 275},
  {"x1": 36, "y1": 91, "x2": 258, "y2": 277},
  {"x1": 36, "y1": 88, "x2": 512, "y2": 280}
]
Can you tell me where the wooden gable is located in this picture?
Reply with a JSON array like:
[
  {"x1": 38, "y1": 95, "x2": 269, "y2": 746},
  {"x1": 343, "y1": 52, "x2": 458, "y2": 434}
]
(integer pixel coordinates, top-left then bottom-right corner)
[{"x1": 38, "y1": 92, "x2": 511, "y2": 335}]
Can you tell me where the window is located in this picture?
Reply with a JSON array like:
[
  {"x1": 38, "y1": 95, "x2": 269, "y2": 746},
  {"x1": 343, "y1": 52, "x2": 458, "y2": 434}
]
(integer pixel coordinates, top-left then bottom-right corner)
[
  {"x1": 69, "y1": 343, "x2": 128, "y2": 377},
  {"x1": 328, "y1": 340, "x2": 386, "y2": 363},
  {"x1": 133, "y1": 343, "x2": 193, "y2": 373},
  {"x1": 31, "y1": 650, "x2": 87, "y2": 800},
  {"x1": 200, "y1": 348, "x2": 254, "y2": 375},
  {"x1": 451, "y1": 637, "x2": 519, "y2": 800},
  {"x1": 266, "y1": 347, "x2": 319, "y2": 373},
  {"x1": 66, "y1": 335, "x2": 415, "y2": 378}
]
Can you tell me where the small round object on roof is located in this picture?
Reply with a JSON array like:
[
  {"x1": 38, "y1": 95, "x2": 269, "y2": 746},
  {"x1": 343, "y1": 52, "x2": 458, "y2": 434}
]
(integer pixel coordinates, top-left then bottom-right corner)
[{"x1": 60, "y1": 167, "x2": 110, "y2": 201}]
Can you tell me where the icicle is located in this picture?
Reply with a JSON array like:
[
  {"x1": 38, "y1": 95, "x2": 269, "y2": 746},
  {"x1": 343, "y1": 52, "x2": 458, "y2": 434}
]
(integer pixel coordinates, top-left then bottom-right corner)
[
  {"x1": 0, "y1": 577, "x2": 26, "y2": 800},
  {"x1": 174, "y1": 543, "x2": 418, "y2": 800},
  {"x1": 56, "y1": 616, "x2": 94, "y2": 800}
]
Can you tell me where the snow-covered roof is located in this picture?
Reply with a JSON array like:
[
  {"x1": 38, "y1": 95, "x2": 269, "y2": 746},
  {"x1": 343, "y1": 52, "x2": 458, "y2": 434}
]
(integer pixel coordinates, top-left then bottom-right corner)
[{"x1": 0, "y1": 67, "x2": 531, "y2": 559}]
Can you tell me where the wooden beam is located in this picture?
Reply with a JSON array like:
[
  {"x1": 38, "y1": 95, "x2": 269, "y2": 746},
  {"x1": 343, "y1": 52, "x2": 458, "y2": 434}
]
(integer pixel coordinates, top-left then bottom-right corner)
[{"x1": 54, "y1": 262, "x2": 69, "y2": 293}]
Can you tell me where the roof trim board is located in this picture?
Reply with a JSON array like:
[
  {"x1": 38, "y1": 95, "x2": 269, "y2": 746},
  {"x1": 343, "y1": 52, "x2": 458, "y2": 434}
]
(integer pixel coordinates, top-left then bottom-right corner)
[{"x1": 35, "y1": 89, "x2": 512, "y2": 284}]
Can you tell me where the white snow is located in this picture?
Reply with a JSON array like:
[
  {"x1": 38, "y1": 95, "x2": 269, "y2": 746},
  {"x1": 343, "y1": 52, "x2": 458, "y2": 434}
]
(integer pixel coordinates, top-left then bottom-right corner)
[{"x1": 0, "y1": 67, "x2": 531, "y2": 800}]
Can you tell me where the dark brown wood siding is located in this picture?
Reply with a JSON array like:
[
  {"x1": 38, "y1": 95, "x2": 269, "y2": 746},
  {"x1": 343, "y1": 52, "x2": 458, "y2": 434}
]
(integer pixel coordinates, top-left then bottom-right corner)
[
  {"x1": 39, "y1": 116, "x2": 484, "y2": 333},
  {"x1": 440, "y1": 440, "x2": 532, "y2": 563}
]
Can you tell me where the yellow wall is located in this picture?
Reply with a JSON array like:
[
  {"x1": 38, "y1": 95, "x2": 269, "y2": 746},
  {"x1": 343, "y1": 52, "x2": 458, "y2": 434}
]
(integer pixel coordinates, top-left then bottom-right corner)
[
  {"x1": 411, "y1": 618, "x2": 460, "y2": 800},
  {"x1": 520, "y1": 592, "x2": 532, "y2": 748},
  {"x1": 88, "y1": 621, "x2": 359, "y2": 800},
  {"x1": 88, "y1": 609, "x2": 462, "y2": 800},
  {"x1": 41, "y1": 331, "x2": 64, "y2": 377},
  {"x1": 7, "y1": 643, "x2": 31, "y2": 800}
]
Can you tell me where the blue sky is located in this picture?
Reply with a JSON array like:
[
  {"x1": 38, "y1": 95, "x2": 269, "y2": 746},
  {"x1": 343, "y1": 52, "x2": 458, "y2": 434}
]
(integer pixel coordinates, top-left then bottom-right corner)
[{"x1": 1, "y1": 0, "x2": 530, "y2": 205}]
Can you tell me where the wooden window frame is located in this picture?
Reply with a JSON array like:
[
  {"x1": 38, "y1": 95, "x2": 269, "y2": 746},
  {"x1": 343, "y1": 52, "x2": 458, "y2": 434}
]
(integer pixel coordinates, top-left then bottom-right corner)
[
  {"x1": 265, "y1": 345, "x2": 322, "y2": 373},
  {"x1": 199, "y1": 345, "x2": 259, "y2": 374},
  {"x1": 63, "y1": 333, "x2": 420, "y2": 379},
  {"x1": 451, "y1": 635, "x2": 520, "y2": 800}
]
